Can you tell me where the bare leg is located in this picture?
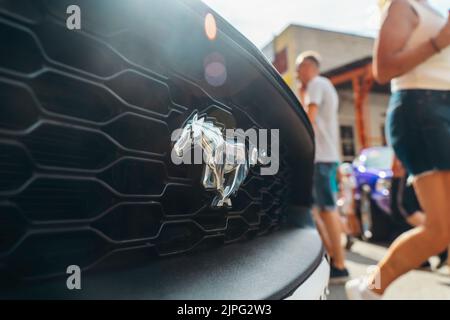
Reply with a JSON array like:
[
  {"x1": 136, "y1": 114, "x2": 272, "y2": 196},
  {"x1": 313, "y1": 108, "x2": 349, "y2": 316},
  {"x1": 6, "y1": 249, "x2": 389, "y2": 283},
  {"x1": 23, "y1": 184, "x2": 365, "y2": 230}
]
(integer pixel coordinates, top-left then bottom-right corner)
[
  {"x1": 312, "y1": 207, "x2": 333, "y2": 257},
  {"x1": 369, "y1": 171, "x2": 450, "y2": 295},
  {"x1": 340, "y1": 214, "x2": 350, "y2": 235},
  {"x1": 320, "y1": 210, "x2": 346, "y2": 269},
  {"x1": 347, "y1": 213, "x2": 362, "y2": 237},
  {"x1": 406, "y1": 211, "x2": 426, "y2": 227}
]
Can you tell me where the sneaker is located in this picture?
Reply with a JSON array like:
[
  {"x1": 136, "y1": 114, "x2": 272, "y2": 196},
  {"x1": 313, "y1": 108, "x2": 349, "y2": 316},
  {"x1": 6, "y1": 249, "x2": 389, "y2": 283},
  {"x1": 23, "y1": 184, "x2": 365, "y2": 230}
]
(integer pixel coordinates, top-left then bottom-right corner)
[
  {"x1": 417, "y1": 259, "x2": 432, "y2": 271},
  {"x1": 345, "y1": 277, "x2": 382, "y2": 300},
  {"x1": 436, "y1": 250, "x2": 448, "y2": 270},
  {"x1": 345, "y1": 235, "x2": 355, "y2": 251},
  {"x1": 329, "y1": 264, "x2": 350, "y2": 284}
]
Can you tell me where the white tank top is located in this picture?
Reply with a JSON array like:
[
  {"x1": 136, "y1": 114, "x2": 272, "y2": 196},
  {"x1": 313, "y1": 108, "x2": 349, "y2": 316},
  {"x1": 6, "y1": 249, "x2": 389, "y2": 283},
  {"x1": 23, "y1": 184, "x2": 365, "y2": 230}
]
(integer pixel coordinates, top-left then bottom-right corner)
[{"x1": 389, "y1": 0, "x2": 450, "y2": 92}]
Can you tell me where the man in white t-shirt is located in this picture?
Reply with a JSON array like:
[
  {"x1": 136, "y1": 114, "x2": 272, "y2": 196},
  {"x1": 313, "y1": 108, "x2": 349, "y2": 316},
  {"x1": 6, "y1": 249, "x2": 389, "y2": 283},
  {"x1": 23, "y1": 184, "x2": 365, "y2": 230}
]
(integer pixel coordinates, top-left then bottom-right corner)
[{"x1": 296, "y1": 51, "x2": 349, "y2": 283}]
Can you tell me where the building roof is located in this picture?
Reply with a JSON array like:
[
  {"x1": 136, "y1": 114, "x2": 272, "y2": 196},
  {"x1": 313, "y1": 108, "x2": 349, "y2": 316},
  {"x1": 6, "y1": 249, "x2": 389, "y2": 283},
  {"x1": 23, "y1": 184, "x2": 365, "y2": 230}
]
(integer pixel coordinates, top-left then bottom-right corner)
[
  {"x1": 286, "y1": 23, "x2": 375, "y2": 40},
  {"x1": 322, "y1": 56, "x2": 373, "y2": 78},
  {"x1": 323, "y1": 56, "x2": 390, "y2": 94},
  {"x1": 261, "y1": 23, "x2": 374, "y2": 52}
]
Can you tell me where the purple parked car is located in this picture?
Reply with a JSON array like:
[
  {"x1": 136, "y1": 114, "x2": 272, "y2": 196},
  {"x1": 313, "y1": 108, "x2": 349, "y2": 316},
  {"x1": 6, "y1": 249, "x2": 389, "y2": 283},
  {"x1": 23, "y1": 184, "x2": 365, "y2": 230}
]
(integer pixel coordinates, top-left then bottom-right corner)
[{"x1": 353, "y1": 147, "x2": 395, "y2": 241}]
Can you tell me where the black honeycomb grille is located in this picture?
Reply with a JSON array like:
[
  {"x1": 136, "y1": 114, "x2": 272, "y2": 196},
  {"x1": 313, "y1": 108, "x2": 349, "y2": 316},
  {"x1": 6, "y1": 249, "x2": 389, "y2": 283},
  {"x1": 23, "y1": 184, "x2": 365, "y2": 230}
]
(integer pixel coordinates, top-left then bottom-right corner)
[{"x1": 0, "y1": 0, "x2": 293, "y2": 281}]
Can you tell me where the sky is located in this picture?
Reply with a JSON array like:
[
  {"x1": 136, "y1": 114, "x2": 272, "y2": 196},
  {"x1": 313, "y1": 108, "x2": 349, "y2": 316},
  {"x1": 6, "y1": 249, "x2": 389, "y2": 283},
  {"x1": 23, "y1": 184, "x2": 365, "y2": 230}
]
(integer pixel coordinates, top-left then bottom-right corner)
[{"x1": 202, "y1": 0, "x2": 449, "y2": 49}]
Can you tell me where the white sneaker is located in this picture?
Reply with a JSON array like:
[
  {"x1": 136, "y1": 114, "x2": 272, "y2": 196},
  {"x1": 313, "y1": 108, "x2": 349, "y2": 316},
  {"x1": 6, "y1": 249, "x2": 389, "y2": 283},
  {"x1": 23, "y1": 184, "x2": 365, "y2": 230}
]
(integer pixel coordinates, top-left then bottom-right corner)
[{"x1": 345, "y1": 277, "x2": 382, "y2": 300}]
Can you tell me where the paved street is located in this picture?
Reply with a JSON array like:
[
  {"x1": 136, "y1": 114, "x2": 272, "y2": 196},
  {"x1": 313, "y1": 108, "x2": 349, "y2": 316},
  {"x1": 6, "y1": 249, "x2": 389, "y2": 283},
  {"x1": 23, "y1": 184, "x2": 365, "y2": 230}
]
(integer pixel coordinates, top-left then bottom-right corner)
[{"x1": 328, "y1": 240, "x2": 450, "y2": 300}]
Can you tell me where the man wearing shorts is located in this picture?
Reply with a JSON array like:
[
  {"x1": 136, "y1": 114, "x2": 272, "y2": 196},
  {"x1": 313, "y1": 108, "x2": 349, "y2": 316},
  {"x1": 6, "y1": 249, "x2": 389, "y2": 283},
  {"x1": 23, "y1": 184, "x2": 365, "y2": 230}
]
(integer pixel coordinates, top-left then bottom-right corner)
[{"x1": 297, "y1": 51, "x2": 349, "y2": 283}]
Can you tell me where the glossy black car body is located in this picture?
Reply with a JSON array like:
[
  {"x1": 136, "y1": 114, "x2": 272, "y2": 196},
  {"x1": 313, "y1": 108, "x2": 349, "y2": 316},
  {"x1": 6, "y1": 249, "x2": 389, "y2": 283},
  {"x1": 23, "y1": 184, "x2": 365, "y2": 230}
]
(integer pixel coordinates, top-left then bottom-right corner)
[{"x1": 0, "y1": 0, "x2": 327, "y2": 299}]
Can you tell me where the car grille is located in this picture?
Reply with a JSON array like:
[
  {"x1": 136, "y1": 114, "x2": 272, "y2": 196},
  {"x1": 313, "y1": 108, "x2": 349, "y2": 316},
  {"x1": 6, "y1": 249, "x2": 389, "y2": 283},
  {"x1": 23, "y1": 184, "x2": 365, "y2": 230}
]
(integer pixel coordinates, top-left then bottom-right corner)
[{"x1": 0, "y1": 1, "x2": 293, "y2": 281}]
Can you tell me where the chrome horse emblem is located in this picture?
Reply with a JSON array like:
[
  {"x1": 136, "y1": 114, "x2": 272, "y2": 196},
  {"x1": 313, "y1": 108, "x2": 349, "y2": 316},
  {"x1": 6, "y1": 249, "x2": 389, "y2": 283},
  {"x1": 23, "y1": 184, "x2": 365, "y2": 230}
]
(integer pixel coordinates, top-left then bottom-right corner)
[{"x1": 173, "y1": 113, "x2": 260, "y2": 207}]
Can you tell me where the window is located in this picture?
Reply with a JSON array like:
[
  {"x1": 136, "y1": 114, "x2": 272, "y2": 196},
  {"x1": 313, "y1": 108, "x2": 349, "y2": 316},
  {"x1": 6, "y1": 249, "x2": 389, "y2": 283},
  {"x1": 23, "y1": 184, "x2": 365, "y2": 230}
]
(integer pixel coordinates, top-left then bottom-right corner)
[
  {"x1": 340, "y1": 125, "x2": 355, "y2": 159},
  {"x1": 273, "y1": 47, "x2": 288, "y2": 74}
]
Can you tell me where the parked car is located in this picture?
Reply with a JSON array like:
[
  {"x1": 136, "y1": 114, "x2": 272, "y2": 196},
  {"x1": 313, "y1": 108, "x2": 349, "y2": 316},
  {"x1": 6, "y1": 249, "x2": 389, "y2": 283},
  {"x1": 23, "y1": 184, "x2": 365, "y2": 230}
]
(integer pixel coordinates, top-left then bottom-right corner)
[
  {"x1": 353, "y1": 146, "x2": 395, "y2": 241},
  {"x1": 0, "y1": 0, "x2": 328, "y2": 299}
]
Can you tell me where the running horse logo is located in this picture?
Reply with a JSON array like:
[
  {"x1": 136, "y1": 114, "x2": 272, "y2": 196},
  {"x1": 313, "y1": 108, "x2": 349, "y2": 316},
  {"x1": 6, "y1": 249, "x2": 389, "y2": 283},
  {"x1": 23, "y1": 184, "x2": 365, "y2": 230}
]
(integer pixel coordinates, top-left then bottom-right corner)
[{"x1": 173, "y1": 113, "x2": 261, "y2": 207}]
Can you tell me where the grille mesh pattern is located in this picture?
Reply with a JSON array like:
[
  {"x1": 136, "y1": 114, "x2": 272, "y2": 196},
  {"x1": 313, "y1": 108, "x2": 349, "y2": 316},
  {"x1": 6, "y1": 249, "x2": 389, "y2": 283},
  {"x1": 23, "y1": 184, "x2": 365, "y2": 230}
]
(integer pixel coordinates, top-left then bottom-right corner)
[{"x1": 0, "y1": 1, "x2": 292, "y2": 280}]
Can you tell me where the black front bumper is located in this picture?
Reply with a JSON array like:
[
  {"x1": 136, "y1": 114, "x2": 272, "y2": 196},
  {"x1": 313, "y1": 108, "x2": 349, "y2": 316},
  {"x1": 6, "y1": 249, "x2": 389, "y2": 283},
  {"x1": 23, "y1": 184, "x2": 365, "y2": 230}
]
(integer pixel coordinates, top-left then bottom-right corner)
[{"x1": 1, "y1": 226, "x2": 324, "y2": 300}]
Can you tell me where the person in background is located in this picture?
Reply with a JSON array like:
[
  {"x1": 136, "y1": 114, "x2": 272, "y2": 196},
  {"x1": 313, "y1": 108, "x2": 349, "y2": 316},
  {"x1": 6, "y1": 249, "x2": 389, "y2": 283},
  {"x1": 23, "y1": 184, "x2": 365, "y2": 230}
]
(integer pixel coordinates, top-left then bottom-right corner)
[
  {"x1": 337, "y1": 163, "x2": 359, "y2": 250},
  {"x1": 390, "y1": 156, "x2": 448, "y2": 268},
  {"x1": 346, "y1": 0, "x2": 450, "y2": 299},
  {"x1": 390, "y1": 156, "x2": 426, "y2": 227},
  {"x1": 296, "y1": 51, "x2": 349, "y2": 283}
]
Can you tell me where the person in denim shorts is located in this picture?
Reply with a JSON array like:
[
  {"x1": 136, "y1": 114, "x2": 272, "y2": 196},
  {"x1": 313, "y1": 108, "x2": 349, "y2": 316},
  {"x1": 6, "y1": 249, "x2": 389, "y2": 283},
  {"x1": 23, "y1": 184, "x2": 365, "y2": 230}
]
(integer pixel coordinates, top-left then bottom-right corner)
[{"x1": 346, "y1": 0, "x2": 450, "y2": 300}]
